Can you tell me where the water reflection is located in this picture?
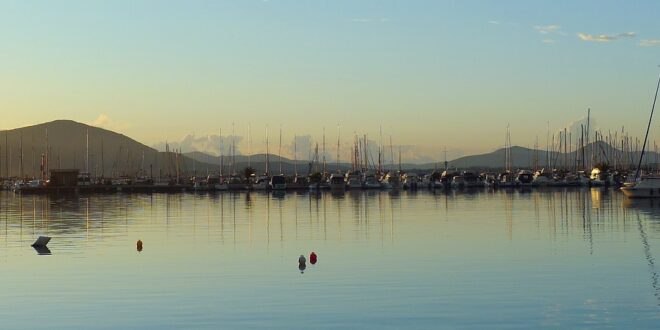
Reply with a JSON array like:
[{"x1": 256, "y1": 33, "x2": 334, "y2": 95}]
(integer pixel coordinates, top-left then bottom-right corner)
[
  {"x1": 636, "y1": 214, "x2": 660, "y2": 305},
  {"x1": 3, "y1": 189, "x2": 658, "y2": 246},
  {"x1": 32, "y1": 244, "x2": 51, "y2": 255},
  {"x1": 1, "y1": 189, "x2": 660, "y2": 328},
  {"x1": 2, "y1": 190, "x2": 660, "y2": 271}
]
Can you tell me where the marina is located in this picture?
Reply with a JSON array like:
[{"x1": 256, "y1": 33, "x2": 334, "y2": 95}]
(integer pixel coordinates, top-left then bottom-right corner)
[
  {"x1": 3, "y1": 1, "x2": 660, "y2": 327},
  {"x1": 1, "y1": 166, "x2": 652, "y2": 194}
]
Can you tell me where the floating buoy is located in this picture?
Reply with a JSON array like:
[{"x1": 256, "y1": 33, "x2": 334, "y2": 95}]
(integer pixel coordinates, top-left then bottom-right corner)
[
  {"x1": 298, "y1": 254, "x2": 306, "y2": 273},
  {"x1": 137, "y1": 239, "x2": 143, "y2": 252},
  {"x1": 310, "y1": 252, "x2": 317, "y2": 264}
]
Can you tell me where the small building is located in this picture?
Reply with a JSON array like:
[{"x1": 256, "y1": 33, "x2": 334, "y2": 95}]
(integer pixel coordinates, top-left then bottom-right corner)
[{"x1": 49, "y1": 169, "x2": 79, "y2": 187}]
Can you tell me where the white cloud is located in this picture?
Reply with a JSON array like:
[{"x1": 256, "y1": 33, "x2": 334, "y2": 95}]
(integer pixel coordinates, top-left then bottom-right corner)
[
  {"x1": 640, "y1": 39, "x2": 660, "y2": 47},
  {"x1": 542, "y1": 39, "x2": 556, "y2": 44},
  {"x1": 285, "y1": 135, "x2": 313, "y2": 161},
  {"x1": 153, "y1": 134, "x2": 243, "y2": 156},
  {"x1": 534, "y1": 25, "x2": 561, "y2": 34},
  {"x1": 88, "y1": 114, "x2": 130, "y2": 132},
  {"x1": 578, "y1": 32, "x2": 636, "y2": 42},
  {"x1": 351, "y1": 18, "x2": 389, "y2": 23},
  {"x1": 488, "y1": 20, "x2": 519, "y2": 27},
  {"x1": 154, "y1": 133, "x2": 460, "y2": 165},
  {"x1": 557, "y1": 116, "x2": 598, "y2": 142}
]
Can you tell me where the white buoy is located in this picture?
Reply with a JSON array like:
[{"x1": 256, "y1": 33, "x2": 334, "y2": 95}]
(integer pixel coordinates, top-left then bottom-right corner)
[{"x1": 31, "y1": 236, "x2": 51, "y2": 247}]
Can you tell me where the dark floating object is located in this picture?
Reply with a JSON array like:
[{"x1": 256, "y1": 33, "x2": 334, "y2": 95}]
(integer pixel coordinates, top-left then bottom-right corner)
[
  {"x1": 310, "y1": 252, "x2": 318, "y2": 265},
  {"x1": 137, "y1": 239, "x2": 143, "y2": 252},
  {"x1": 32, "y1": 245, "x2": 51, "y2": 255},
  {"x1": 31, "y1": 236, "x2": 51, "y2": 247},
  {"x1": 298, "y1": 254, "x2": 306, "y2": 273}
]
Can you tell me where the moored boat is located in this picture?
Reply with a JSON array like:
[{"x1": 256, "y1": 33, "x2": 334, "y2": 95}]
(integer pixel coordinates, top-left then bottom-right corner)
[
  {"x1": 252, "y1": 175, "x2": 270, "y2": 191},
  {"x1": 345, "y1": 171, "x2": 363, "y2": 189},
  {"x1": 402, "y1": 172, "x2": 420, "y2": 190},
  {"x1": 621, "y1": 73, "x2": 660, "y2": 197},
  {"x1": 516, "y1": 170, "x2": 534, "y2": 186},
  {"x1": 329, "y1": 173, "x2": 346, "y2": 191},
  {"x1": 621, "y1": 176, "x2": 660, "y2": 198},
  {"x1": 363, "y1": 171, "x2": 381, "y2": 189},
  {"x1": 270, "y1": 174, "x2": 287, "y2": 190}
]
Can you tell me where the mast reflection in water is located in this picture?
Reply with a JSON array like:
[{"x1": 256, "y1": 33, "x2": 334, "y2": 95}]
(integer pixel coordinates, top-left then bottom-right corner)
[{"x1": 1, "y1": 189, "x2": 660, "y2": 328}]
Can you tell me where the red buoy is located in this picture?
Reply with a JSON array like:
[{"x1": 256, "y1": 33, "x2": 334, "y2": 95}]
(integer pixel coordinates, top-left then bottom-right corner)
[{"x1": 310, "y1": 252, "x2": 317, "y2": 264}]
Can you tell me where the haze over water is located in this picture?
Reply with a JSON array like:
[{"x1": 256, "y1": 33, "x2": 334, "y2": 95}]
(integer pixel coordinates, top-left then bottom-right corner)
[{"x1": 1, "y1": 189, "x2": 659, "y2": 328}]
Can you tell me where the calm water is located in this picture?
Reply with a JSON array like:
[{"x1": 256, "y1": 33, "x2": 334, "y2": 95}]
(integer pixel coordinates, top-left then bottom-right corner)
[{"x1": 1, "y1": 188, "x2": 660, "y2": 329}]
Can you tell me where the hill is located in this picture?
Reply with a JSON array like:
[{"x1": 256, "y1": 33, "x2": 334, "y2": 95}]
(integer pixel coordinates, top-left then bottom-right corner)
[
  {"x1": 1, "y1": 120, "x2": 656, "y2": 178},
  {"x1": 0, "y1": 120, "x2": 193, "y2": 178}
]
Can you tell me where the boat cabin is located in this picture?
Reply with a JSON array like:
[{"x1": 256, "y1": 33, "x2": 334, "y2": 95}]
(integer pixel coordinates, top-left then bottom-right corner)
[{"x1": 49, "y1": 169, "x2": 80, "y2": 187}]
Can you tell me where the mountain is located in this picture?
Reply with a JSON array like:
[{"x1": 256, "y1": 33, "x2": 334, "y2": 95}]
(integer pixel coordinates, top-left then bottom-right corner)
[
  {"x1": 184, "y1": 151, "x2": 353, "y2": 175},
  {"x1": 0, "y1": 120, "x2": 656, "y2": 179},
  {"x1": 444, "y1": 141, "x2": 658, "y2": 171},
  {"x1": 0, "y1": 120, "x2": 196, "y2": 178}
]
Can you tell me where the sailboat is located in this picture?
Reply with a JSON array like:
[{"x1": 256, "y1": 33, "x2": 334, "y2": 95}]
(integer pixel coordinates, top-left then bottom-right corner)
[
  {"x1": 328, "y1": 126, "x2": 345, "y2": 191},
  {"x1": 621, "y1": 73, "x2": 660, "y2": 198},
  {"x1": 226, "y1": 123, "x2": 247, "y2": 191},
  {"x1": 498, "y1": 124, "x2": 516, "y2": 188},
  {"x1": 269, "y1": 127, "x2": 287, "y2": 191},
  {"x1": 253, "y1": 125, "x2": 271, "y2": 191},
  {"x1": 214, "y1": 128, "x2": 228, "y2": 191}
]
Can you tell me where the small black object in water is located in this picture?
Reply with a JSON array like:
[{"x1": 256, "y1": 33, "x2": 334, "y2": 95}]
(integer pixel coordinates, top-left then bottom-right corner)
[{"x1": 31, "y1": 236, "x2": 51, "y2": 247}]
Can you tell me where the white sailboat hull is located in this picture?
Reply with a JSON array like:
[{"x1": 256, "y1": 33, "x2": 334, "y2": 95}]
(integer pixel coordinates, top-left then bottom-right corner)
[{"x1": 621, "y1": 177, "x2": 660, "y2": 198}]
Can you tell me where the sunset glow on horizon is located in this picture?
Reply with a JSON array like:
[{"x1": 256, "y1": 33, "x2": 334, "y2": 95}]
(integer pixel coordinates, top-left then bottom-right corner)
[{"x1": 2, "y1": 1, "x2": 660, "y2": 162}]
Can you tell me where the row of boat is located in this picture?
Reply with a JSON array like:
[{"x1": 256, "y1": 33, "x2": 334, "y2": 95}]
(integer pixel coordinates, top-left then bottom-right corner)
[
  {"x1": 184, "y1": 168, "x2": 628, "y2": 191},
  {"x1": 1, "y1": 166, "x2": 643, "y2": 193}
]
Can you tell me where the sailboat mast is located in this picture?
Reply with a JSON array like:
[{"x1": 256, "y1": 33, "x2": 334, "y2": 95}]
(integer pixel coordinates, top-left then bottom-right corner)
[
  {"x1": 101, "y1": 138, "x2": 104, "y2": 178},
  {"x1": 364, "y1": 134, "x2": 368, "y2": 171},
  {"x1": 390, "y1": 135, "x2": 394, "y2": 167},
  {"x1": 586, "y1": 108, "x2": 590, "y2": 170},
  {"x1": 379, "y1": 125, "x2": 383, "y2": 174},
  {"x1": 31, "y1": 135, "x2": 35, "y2": 177},
  {"x1": 265, "y1": 125, "x2": 269, "y2": 176},
  {"x1": 5, "y1": 131, "x2": 8, "y2": 178},
  {"x1": 505, "y1": 124, "x2": 510, "y2": 172},
  {"x1": 19, "y1": 133, "x2": 23, "y2": 179},
  {"x1": 232, "y1": 122, "x2": 236, "y2": 176},
  {"x1": 634, "y1": 73, "x2": 660, "y2": 180},
  {"x1": 336, "y1": 125, "x2": 340, "y2": 172},
  {"x1": 564, "y1": 128, "x2": 567, "y2": 171},
  {"x1": 294, "y1": 134, "x2": 298, "y2": 176},
  {"x1": 45, "y1": 128, "x2": 48, "y2": 178},
  {"x1": 546, "y1": 121, "x2": 549, "y2": 169},
  {"x1": 278, "y1": 126, "x2": 282, "y2": 174},
  {"x1": 248, "y1": 123, "x2": 251, "y2": 168},
  {"x1": 322, "y1": 127, "x2": 326, "y2": 175},
  {"x1": 86, "y1": 128, "x2": 89, "y2": 174}
]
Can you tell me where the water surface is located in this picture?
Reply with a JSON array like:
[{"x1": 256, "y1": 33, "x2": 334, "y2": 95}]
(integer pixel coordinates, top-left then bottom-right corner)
[{"x1": 1, "y1": 189, "x2": 659, "y2": 329}]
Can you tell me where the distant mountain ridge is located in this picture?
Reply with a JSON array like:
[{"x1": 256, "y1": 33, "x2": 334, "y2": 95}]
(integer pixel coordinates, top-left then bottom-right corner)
[{"x1": 0, "y1": 120, "x2": 656, "y2": 178}]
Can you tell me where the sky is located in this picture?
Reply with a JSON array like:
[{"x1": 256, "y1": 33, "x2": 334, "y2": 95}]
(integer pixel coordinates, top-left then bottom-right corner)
[{"x1": 1, "y1": 0, "x2": 659, "y2": 163}]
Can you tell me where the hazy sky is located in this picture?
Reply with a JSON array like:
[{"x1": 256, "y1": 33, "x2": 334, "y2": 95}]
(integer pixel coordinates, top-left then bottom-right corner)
[{"x1": 1, "y1": 1, "x2": 659, "y2": 161}]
